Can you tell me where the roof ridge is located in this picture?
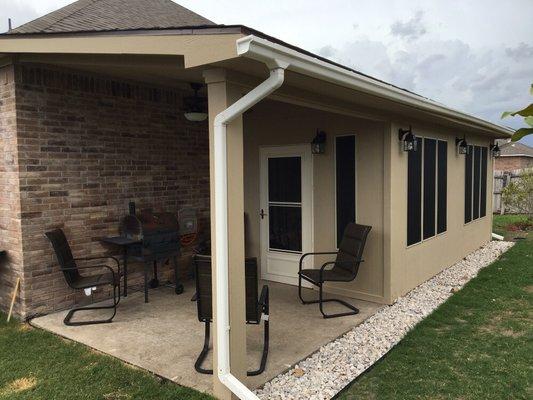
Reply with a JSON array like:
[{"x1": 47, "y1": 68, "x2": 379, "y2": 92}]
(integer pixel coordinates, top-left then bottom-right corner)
[
  {"x1": 11, "y1": 0, "x2": 97, "y2": 33},
  {"x1": 42, "y1": 0, "x2": 100, "y2": 33}
]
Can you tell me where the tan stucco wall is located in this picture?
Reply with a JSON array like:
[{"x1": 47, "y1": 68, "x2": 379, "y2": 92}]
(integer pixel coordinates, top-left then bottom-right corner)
[
  {"x1": 389, "y1": 121, "x2": 494, "y2": 301},
  {"x1": 243, "y1": 100, "x2": 387, "y2": 304}
]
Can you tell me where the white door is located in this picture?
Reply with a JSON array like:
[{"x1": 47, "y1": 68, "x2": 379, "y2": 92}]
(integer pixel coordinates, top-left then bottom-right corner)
[{"x1": 259, "y1": 145, "x2": 313, "y2": 286}]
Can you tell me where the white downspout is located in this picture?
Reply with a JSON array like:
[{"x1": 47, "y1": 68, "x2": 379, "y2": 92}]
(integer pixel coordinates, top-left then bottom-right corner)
[{"x1": 214, "y1": 66, "x2": 286, "y2": 400}]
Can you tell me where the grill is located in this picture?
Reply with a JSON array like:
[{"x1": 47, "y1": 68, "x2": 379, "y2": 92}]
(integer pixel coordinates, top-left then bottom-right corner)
[{"x1": 119, "y1": 210, "x2": 183, "y2": 301}]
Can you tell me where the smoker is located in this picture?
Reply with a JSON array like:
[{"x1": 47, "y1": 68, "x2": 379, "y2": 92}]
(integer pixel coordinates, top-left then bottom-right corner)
[{"x1": 119, "y1": 210, "x2": 183, "y2": 302}]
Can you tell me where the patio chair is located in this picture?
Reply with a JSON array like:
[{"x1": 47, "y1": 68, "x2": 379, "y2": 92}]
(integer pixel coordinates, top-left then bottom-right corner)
[
  {"x1": 45, "y1": 229, "x2": 122, "y2": 326},
  {"x1": 298, "y1": 223, "x2": 371, "y2": 319},
  {"x1": 193, "y1": 254, "x2": 269, "y2": 376}
]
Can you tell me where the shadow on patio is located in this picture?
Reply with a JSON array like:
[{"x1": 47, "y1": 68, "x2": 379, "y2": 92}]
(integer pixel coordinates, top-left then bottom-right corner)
[{"x1": 30, "y1": 281, "x2": 382, "y2": 394}]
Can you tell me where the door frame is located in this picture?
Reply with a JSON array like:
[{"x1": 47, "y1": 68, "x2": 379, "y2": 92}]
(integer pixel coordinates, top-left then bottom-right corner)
[{"x1": 259, "y1": 144, "x2": 314, "y2": 286}]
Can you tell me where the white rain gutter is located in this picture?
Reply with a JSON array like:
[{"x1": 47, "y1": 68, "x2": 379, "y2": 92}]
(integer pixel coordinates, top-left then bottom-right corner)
[
  {"x1": 214, "y1": 64, "x2": 286, "y2": 400},
  {"x1": 236, "y1": 35, "x2": 513, "y2": 138}
]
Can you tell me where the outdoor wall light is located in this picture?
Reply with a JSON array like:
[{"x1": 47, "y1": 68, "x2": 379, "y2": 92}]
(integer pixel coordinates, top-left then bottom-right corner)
[
  {"x1": 184, "y1": 83, "x2": 208, "y2": 122},
  {"x1": 398, "y1": 126, "x2": 417, "y2": 152},
  {"x1": 455, "y1": 137, "x2": 469, "y2": 155},
  {"x1": 490, "y1": 143, "x2": 501, "y2": 157},
  {"x1": 311, "y1": 130, "x2": 327, "y2": 154}
]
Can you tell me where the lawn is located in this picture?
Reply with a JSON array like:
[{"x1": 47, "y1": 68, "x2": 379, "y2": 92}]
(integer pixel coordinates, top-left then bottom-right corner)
[
  {"x1": 0, "y1": 316, "x2": 212, "y2": 400},
  {"x1": 339, "y1": 221, "x2": 532, "y2": 399}
]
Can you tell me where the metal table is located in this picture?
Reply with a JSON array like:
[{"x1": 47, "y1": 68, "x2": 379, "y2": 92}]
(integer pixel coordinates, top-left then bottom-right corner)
[
  {"x1": 101, "y1": 236, "x2": 183, "y2": 303},
  {"x1": 100, "y1": 236, "x2": 140, "y2": 298}
]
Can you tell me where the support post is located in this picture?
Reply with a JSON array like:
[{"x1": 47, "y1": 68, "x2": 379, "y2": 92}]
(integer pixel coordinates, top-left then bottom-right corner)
[{"x1": 204, "y1": 68, "x2": 247, "y2": 399}]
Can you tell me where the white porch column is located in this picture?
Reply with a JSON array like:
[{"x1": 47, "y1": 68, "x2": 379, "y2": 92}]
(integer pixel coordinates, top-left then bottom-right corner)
[{"x1": 203, "y1": 68, "x2": 247, "y2": 399}]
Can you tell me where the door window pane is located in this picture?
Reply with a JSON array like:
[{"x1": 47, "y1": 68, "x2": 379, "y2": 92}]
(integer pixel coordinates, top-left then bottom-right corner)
[
  {"x1": 473, "y1": 146, "x2": 481, "y2": 220},
  {"x1": 268, "y1": 205, "x2": 302, "y2": 252},
  {"x1": 464, "y1": 145, "x2": 473, "y2": 223},
  {"x1": 480, "y1": 147, "x2": 488, "y2": 218},
  {"x1": 268, "y1": 157, "x2": 301, "y2": 202}
]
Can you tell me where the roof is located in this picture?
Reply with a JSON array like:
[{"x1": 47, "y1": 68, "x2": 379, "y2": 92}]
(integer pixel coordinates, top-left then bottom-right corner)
[
  {"x1": 499, "y1": 141, "x2": 533, "y2": 157},
  {"x1": 9, "y1": 0, "x2": 215, "y2": 34}
]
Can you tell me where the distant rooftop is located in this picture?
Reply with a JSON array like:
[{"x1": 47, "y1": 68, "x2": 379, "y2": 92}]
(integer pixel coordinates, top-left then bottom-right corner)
[
  {"x1": 9, "y1": 0, "x2": 215, "y2": 34},
  {"x1": 498, "y1": 140, "x2": 533, "y2": 157}
]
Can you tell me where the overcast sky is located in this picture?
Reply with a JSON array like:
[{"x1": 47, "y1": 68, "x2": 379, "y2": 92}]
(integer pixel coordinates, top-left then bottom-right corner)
[{"x1": 2, "y1": 0, "x2": 533, "y2": 145}]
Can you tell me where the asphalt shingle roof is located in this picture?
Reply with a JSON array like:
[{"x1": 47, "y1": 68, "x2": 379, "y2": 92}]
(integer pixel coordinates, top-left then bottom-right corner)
[
  {"x1": 9, "y1": 0, "x2": 215, "y2": 34},
  {"x1": 499, "y1": 141, "x2": 533, "y2": 157}
]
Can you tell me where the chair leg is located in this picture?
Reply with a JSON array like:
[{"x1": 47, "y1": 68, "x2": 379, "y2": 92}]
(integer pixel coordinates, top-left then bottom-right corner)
[
  {"x1": 64, "y1": 284, "x2": 120, "y2": 326},
  {"x1": 247, "y1": 318, "x2": 269, "y2": 376},
  {"x1": 173, "y1": 256, "x2": 184, "y2": 295},
  {"x1": 299, "y1": 278, "x2": 359, "y2": 319},
  {"x1": 194, "y1": 322, "x2": 213, "y2": 374},
  {"x1": 144, "y1": 262, "x2": 149, "y2": 303}
]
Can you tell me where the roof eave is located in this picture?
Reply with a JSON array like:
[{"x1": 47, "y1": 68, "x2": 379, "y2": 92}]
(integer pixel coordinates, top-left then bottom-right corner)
[{"x1": 237, "y1": 35, "x2": 513, "y2": 138}]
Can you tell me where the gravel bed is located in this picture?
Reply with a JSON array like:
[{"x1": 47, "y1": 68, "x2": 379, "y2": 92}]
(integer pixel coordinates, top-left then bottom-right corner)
[{"x1": 255, "y1": 241, "x2": 514, "y2": 400}]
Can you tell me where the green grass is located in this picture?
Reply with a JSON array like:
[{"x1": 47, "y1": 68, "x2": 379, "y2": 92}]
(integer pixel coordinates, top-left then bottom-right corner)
[
  {"x1": 493, "y1": 214, "x2": 532, "y2": 241},
  {"x1": 339, "y1": 240, "x2": 533, "y2": 400},
  {"x1": 0, "y1": 316, "x2": 212, "y2": 400}
]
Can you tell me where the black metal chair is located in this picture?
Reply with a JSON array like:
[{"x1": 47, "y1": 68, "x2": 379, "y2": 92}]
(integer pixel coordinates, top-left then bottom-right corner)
[
  {"x1": 193, "y1": 254, "x2": 269, "y2": 376},
  {"x1": 298, "y1": 223, "x2": 371, "y2": 319},
  {"x1": 45, "y1": 229, "x2": 122, "y2": 326}
]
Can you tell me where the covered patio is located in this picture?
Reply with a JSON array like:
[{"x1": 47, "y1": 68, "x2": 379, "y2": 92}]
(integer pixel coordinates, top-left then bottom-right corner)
[{"x1": 30, "y1": 282, "x2": 382, "y2": 393}]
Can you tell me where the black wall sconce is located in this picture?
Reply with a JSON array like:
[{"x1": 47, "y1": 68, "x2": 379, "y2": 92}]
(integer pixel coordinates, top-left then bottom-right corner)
[
  {"x1": 455, "y1": 136, "x2": 469, "y2": 155},
  {"x1": 398, "y1": 126, "x2": 417, "y2": 152},
  {"x1": 311, "y1": 130, "x2": 327, "y2": 154},
  {"x1": 490, "y1": 143, "x2": 501, "y2": 157}
]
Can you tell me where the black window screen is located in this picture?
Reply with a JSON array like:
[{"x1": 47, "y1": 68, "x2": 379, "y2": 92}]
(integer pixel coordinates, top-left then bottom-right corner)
[
  {"x1": 423, "y1": 139, "x2": 436, "y2": 239},
  {"x1": 480, "y1": 147, "x2": 488, "y2": 218},
  {"x1": 437, "y1": 140, "x2": 447, "y2": 234},
  {"x1": 335, "y1": 135, "x2": 356, "y2": 246},
  {"x1": 407, "y1": 137, "x2": 423, "y2": 246},
  {"x1": 473, "y1": 146, "x2": 481, "y2": 220},
  {"x1": 464, "y1": 145, "x2": 473, "y2": 223}
]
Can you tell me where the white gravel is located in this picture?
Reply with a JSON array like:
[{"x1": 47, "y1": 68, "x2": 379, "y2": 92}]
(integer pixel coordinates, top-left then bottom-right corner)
[{"x1": 255, "y1": 240, "x2": 514, "y2": 400}]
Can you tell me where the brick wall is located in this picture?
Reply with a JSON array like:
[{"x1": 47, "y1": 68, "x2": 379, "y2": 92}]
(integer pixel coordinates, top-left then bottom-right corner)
[
  {"x1": 494, "y1": 156, "x2": 533, "y2": 171},
  {"x1": 9, "y1": 63, "x2": 210, "y2": 318},
  {"x1": 0, "y1": 65, "x2": 25, "y2": 316}
]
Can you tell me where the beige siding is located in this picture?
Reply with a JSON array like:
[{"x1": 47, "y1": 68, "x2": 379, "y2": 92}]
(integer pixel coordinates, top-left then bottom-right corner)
[
  {"x1": 389, "y1": 121, "x2": 493, "y2": 301},
  {"x1": 244, "y1": 100, "x2": 387, "y2": 303}
]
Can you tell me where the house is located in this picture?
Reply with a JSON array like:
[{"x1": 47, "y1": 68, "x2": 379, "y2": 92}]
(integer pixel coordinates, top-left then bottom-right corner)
[
  {"x1": 0, "y1": 1, "x2": 511, "y2": 399},
  {"x1": 494, "y1": 140, "x2": 533, "y2": 171}
]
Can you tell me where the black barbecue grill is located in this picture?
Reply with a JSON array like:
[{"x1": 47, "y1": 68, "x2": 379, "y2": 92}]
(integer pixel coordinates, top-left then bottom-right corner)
[{"x1": 102, "y1": 210, "x2": 183, "y2": 303}]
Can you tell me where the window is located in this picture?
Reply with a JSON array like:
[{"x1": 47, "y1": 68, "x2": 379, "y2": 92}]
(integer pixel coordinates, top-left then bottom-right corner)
[
  {"x1": 335, "y1": 135, "x2": 356, "y2": 247},
  {"x1": 465, "y1": 145, "x2": 488, "y2": 223},
  {"x1": 407, "y1": 138, "x2": 447, "y2": 246}
]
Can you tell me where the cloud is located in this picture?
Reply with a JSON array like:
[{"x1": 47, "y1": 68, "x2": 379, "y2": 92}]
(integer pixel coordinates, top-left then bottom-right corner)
[
  {"x1": 390, "y1": 10, "x2": 427, "y2": 41},
  {"x1": 315, "y1": 36, "x2": 533, "y2": 137},
  {"x1": 0, "y1": 0, "x2": 39, "y2": 33},
  {"x1": 505, "y1": 42, "x2": 533, "y2": 62}
]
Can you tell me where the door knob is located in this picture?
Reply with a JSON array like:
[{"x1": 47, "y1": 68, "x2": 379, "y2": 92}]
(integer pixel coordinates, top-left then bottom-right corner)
[{"x1": 260, "y1": 209, "x2": 267, "y2": 219}]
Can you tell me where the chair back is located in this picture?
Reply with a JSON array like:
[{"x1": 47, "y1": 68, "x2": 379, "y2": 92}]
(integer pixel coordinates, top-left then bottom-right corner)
[
  {"x1": 193, "y1": 255, "x2": 261, "y2": 324},
  {"x1": 45, "y1": 229, "x2": 80, "y2": 286},
  {"x1": 334, "y1": 223, "x2": 372, "y2": 276}
]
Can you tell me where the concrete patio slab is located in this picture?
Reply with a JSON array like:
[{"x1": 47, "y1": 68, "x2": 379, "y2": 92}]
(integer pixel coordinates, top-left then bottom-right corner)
[{"x1": 30, "y1": 280, "x2": 382, "y2": 394}]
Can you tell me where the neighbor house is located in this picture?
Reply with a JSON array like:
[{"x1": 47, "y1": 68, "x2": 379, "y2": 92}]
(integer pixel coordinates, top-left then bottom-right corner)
[
  {"x1": 494, "y1": 140, "x2": 533, "y2": 171},
  {"x1": 0, "y1": 0, "x2": 511, "y2": 399}
]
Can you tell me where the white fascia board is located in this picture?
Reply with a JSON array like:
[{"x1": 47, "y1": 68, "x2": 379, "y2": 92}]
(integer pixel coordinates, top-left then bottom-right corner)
[{"x1": 236, "y1": 35, "x2": 513, "y2": 138}]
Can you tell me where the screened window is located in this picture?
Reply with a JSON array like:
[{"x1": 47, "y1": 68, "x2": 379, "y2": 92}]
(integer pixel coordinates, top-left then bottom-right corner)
[
  {"x1": 335, "y1": 135, "x2": 356, "y2": 247},
  {"x1": 407, "y1": 138, "x2": 447, "y2": 246},
  {"x1": 465, "y1": 145, "x2": 488, "y2": 223}
]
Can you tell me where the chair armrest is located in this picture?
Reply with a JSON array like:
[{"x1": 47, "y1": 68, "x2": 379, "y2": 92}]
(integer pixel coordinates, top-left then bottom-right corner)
[
  {"x1": 299, "y1": 251, "x2": 338, "y2": 272},
  {"x1": 60, "y1": 264, "x2": 117, "y2": 286},
  {"x1": 318, "y1": 259, "x2": 364, "y2": 282},
  {"x1": 258, "y1": 285, "x2": 269, "y2": 315},
  {"x1": 74, "y1": 256, "x2": 121, "y2": 276}
]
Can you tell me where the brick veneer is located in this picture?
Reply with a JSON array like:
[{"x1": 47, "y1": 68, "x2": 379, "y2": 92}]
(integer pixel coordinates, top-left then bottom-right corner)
[
  {"x1": 0, "y1": 65, "x2": 25, "y2": 317},
  {"x1": 494, "y1": 156, "x2": 533, "y2": 171},
  {"x1": 2, "y1": 63, "x2": 210, "y2": 318}
]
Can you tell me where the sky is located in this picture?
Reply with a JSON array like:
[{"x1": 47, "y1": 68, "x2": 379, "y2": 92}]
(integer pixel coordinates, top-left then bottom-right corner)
[{"x1": 2, "y1": 0, "x2": 533, "y2": 145}]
